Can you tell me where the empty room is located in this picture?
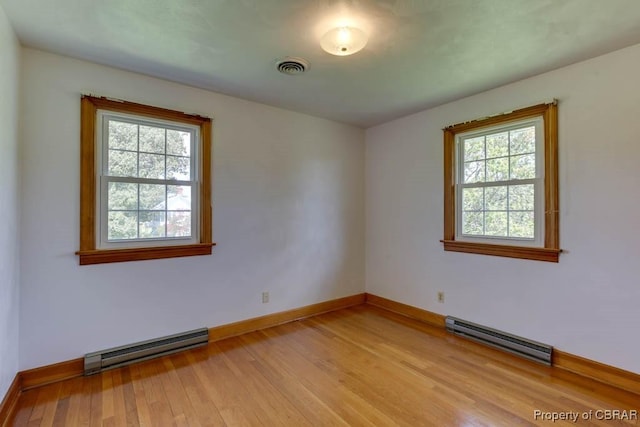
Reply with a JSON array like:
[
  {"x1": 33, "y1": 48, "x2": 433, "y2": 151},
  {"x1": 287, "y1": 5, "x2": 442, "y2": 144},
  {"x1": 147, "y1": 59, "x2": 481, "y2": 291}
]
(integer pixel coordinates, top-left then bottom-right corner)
[{"x1": 1, "y1": 0, "x2": 639, "y2": 425}]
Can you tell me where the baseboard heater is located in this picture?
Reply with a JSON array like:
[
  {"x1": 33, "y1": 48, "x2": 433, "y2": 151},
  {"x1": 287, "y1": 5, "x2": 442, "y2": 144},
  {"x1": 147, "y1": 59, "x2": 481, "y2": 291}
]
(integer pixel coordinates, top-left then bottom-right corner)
[
  {"x1": 445, "y1": 316, "x2": 552, "y2": 365},
  {"x1": 84, "y1": 327, "x2": 209, "y2": 375}
]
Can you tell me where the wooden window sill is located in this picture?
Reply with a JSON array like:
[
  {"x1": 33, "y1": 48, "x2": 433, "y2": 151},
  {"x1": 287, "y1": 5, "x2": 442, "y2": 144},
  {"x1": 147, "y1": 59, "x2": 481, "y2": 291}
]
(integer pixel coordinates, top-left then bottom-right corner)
[
  {"x1": 76, "y1": 243, "x2": 216, "y2": 265},
  {"x1": 441, "y1": 240, "x2": 560, "y2": 262}
]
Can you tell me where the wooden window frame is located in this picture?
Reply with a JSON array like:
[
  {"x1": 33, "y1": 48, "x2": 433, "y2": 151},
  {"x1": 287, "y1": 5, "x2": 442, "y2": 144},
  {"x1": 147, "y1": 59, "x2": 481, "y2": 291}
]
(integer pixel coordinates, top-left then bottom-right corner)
[
  {"x1": 442, "y1": 102, "x2": 560, "y2": 262},
  {"x1": 77, "y1": 96, "x2": 214, "y2": 265}
]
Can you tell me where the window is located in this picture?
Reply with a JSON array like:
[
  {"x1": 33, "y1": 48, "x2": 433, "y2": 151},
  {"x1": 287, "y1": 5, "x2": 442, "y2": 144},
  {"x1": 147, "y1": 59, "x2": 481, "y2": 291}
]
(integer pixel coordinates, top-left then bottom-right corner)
[
  {"x1": 77, "y1": 96, "x2": 214, "y2": 265},
  {"x1": 442, "y1": 102, "x2": 559, "y2": 262}
]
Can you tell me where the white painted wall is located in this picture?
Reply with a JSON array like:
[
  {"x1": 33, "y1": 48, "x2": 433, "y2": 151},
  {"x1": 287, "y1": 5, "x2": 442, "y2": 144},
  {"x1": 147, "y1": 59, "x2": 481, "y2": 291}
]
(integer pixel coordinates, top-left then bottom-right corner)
[
  {"x1": 366, "y1": 44, "x2": 640, "y2": 374},
  {"x1": 0, "y1": 6, "x2": 21, "y2": 397},
  {"x1": 15, "y1": 37, "x2": 640, "y2": 377},
  {"x1": 19, "y1": 48, "x2": 365, "y2": 370}
]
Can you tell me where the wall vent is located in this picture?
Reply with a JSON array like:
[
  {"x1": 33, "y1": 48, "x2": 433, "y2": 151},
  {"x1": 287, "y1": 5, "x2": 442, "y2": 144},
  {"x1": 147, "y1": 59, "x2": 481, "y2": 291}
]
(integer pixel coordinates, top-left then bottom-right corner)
[
  {"x1": 276, "y1": 57, "x2": 310, "y2": 75},
  {"x1": 84, "y1": 328, "x2": 209, "y2": 375},
  {"x1": 445, "y1": 316, "x2": 552, "y2": 365}
]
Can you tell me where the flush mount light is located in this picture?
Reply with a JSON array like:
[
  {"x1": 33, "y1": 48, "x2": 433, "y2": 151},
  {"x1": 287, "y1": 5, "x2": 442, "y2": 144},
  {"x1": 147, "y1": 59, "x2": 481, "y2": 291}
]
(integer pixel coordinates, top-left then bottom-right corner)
[{"x1": 320, "y1": 26, "x2": 368, "y2": 56}]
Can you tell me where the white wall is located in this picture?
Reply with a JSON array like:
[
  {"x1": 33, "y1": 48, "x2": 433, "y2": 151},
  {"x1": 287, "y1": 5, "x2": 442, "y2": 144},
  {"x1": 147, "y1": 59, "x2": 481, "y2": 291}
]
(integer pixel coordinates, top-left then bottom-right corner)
[
  {"x1": 0, "y1": 6, "x2": 21, "y2": 397},
  {"x1": 16, "y1": 39, "x2": 640, "y2": 377},
  {"x1": 19, "y1": 48, "x2": 365, "y2": 370},
  {"x1": 366, "y1": 44, "x2": 640, "y2": 374}
]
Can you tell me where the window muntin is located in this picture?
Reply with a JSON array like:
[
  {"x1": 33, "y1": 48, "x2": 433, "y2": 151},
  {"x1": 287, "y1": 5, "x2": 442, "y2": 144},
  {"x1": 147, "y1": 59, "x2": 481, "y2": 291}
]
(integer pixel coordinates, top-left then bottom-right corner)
[
  {"x1": 455, "y1": 118, "x2": 544, "y2": 247},
  {"x1": 97, "y1": 112, "x2": 199, "y2": 248}
]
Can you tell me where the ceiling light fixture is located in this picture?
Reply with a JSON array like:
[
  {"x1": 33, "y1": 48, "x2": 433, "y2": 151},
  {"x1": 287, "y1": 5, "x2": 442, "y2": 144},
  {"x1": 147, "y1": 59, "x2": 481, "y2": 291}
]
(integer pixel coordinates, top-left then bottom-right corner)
[{"x1": 320, "y1": 26, "x2": 368, "y2": 56}]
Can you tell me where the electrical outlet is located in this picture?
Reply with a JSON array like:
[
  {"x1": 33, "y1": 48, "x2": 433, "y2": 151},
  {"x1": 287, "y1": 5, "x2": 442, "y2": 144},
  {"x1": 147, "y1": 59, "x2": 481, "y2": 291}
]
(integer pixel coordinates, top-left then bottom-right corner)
[
  {"x1": 437, "y1": 291, "x2": 445, "y2": 303},
  {"x1": 262, "y1": 292, "x2": 269, "y2": 304}
]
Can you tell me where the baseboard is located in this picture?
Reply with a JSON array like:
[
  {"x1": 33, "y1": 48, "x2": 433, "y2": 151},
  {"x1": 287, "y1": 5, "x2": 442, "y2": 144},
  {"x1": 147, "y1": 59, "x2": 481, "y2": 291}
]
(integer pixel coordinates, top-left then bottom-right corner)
[
  {"x1": 6, "y1": 291, "x2": 637, "y2": 413},
  {"x1": 9, "y1": 293, "x2": 366, "y2": 396},
  {"x1": 365, "y1": 293, "x2": 446, "y2": 328},
  {"x1": 553, "y1": 350, "x2": 640, "y2": 395},
  {"x1": 209, "y1": 293, "x2": 367, "y2": 341},
  {"x1": 0, "y1": 374, "x2": 21, "y2": 427},
  {"x1": 365, "y1": 293, "x2": 640, "y2": 396},
  {"x1": 19, "y1": 358, "x2": 84, "y2": 391}
]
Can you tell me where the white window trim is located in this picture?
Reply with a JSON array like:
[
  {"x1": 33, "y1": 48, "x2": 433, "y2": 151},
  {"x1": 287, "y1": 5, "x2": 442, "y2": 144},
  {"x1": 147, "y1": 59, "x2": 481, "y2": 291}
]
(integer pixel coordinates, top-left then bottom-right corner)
[
  {"x1": 95, "y1": 110, "x2": 201, "y2": 250},
  {"x1": 454, "y1": 117, "x2": 545, "y2": 248}
]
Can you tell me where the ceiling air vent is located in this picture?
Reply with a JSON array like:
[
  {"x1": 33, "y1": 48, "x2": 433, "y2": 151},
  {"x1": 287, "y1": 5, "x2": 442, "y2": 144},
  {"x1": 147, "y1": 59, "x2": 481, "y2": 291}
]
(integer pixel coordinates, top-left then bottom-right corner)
[{"x1": 276, "y1": 57, "x2": 309, "y2": 75}]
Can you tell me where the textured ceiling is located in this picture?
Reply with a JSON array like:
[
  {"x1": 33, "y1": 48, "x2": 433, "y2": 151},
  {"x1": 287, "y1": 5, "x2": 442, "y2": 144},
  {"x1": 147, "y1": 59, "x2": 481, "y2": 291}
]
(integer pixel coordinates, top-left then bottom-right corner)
[{"x1": 3, "y1": 0, "x2": 640, "y2": 127}]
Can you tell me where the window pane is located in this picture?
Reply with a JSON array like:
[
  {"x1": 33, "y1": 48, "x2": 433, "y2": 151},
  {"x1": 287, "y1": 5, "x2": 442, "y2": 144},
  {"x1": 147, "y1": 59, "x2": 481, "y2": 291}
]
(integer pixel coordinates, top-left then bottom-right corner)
[
  {"x1": 486, "y1": 157, "x2": 508, "y2": 182},
  {"x1": 509, "y1": 184, "x2": 534, "y2": 211},
  {"x1": 139, "y1": 212, "x2": 166, "y2": 238},
  {"x1": 167, "y1": 156, "x2": 191, "y2": 180},
  {"x1": 486, "y1": 132, "x2": 508, "y2": 158},
  {"x1": 139, "y1": 153, "x2": 165, "y2": 179},
  {"x1": 510, "y1": 126, "x2": 535, "y2": 155},
  {"x1": 108, "y1": 121, "x2": 137, "y2": 151},
  {"x1": 108, "y1": 211, "x2": 138, "y2": 240},
  {"x1": 510, "y1": 154, "x2": 536, "y2": 180},
  {"x1": 485, "y1": 211, "x2": 507, "y2": 236},
  {"x1": 167, "y1": 129, "x2": 191, "y2": 156},
  {"x1": 108, "y1": 182, "x2": 138, "y2": 210},
  {"x1": 462, "y1": 211, "x2": 483, "y2": 235},
  {"x1": 464, "y1": 161, "x2": 485, "y2": 183},
  {"x1": 108, "y1": 150, "x2": 137, "y2": 177},
  {"x1": 139, "y1": 184, "x2": 166, "y2": 210},
  {"x1": 167, "y1": 186, "x2": 191, "y2": 211},
  {"x1": 139, "y1": 125, "x2": 165, "y2": 154},
  {"x1": 485, "y1": 186, "x2": 507, "y2": 211},
  {"x1": 462, "y1": 187, "x2": 483, "y2": 211},
  {"x1": 167, "y1": 212, "x2": 191, "y2": 237},
  {"x1": 509, "y1": 211, "x2": 534, "y2": 238}
]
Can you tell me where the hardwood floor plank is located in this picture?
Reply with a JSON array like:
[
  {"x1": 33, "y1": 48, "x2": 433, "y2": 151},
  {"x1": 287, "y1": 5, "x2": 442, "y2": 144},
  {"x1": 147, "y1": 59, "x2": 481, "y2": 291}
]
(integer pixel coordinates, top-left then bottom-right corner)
[
  {"x1": 179, "y1": 351, "x2": 228, "y2": 427},
  {"x1": 28, "y1": 382, "x2": 61, "y2": 426},
  {"x1": 160, "y1": 357, "x2": 203, "y2": 427},
  {"x1": 5, "y1": 306, "x2": 639, "y2": 426},
  {"x1": 50, "y1": 392, "x2": 69, "y2": 426},
  {"x1": 237, "y1": 333, "x2": 350, "y2": 427},
  {"x1": 214, "y1": 339, "x2": 310, "y2": 427},
  {"x1": 128, "y1": 364, "x2": 153, "y2": 427},
  {"x1": 271, "y1": 321, "x2": 428, "y2": 424},
  {"x1": 100, "y1": 370, "x2": 114, "y2": 424},
  {"x1": 59, "y1": 378, "x2": 82, "y2": 427},
  {"x1": 6, "y1": 389, "x2": 36, "y2": 427},
  {"x1": 121, "y1": 368, "x2": 141, "y2": 426},
  {"x1": 87, "y1": 374, "x2": 102, "y2": 427},
  {"x1": 74, "y1": 375, "x2": 93, "y2": 427},
  {"x1": 191, "y1": 343, "x2": 264, "y2": 426},
  {"x1": 254, "y1": 325, "x2": 407, "y2": 426}
]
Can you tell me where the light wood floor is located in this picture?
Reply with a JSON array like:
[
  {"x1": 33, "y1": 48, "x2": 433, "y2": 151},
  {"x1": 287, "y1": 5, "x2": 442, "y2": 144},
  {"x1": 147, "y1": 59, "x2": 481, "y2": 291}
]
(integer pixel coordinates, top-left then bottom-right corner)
[{"x1": 7, "y1": 305, "x2": 639, "y2": 426}]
